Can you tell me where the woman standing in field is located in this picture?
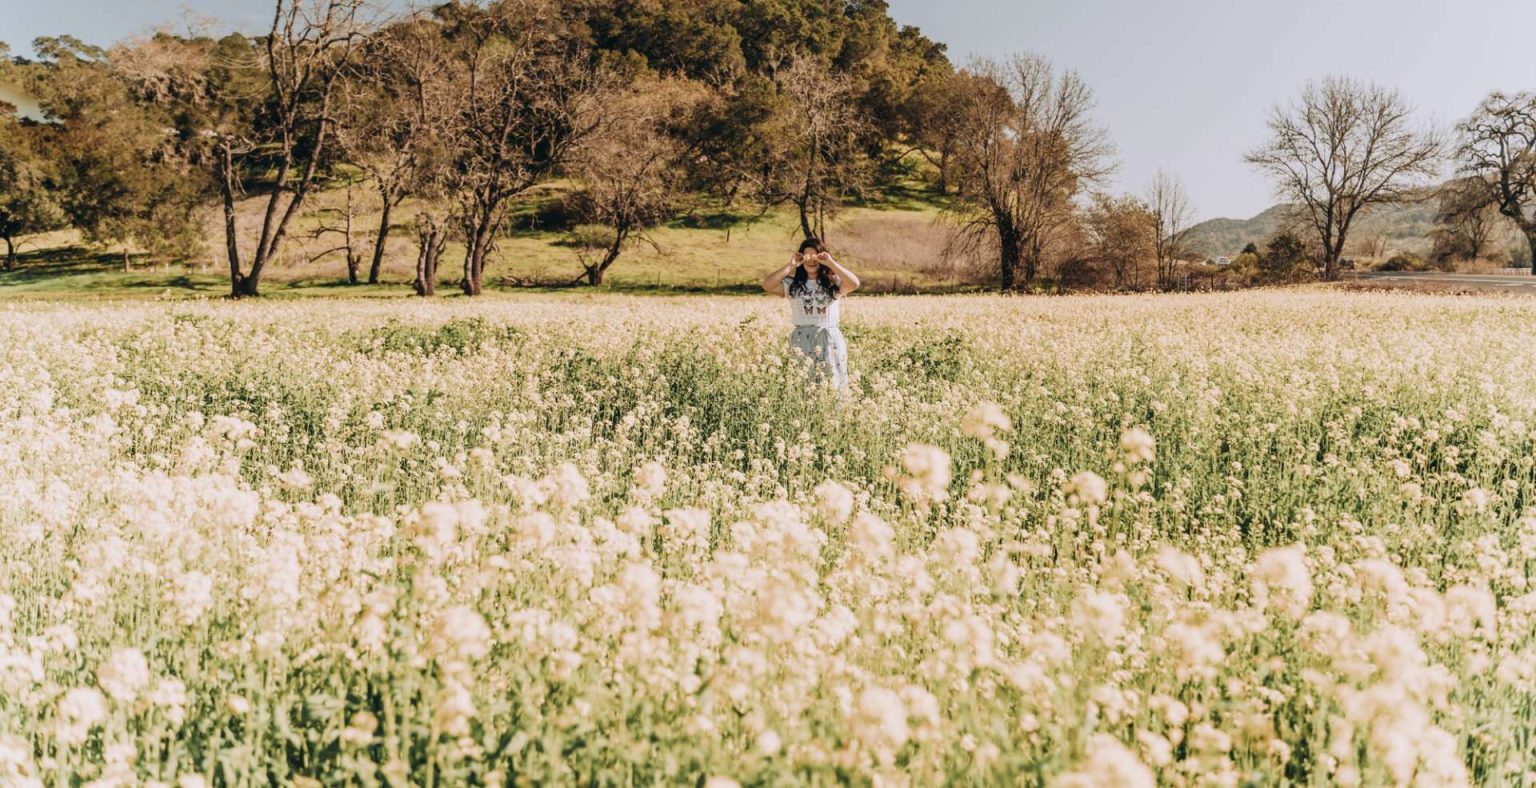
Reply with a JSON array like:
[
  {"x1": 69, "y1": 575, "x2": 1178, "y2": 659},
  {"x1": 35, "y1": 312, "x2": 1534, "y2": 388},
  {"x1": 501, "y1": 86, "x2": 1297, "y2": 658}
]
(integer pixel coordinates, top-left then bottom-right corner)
[{"x1": 762, "y1": 238, "x2": 861, "y2": 389}]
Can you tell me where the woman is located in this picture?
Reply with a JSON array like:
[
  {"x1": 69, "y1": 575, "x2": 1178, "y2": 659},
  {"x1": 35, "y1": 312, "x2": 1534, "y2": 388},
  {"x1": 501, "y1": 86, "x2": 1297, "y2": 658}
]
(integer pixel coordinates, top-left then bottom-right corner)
[{"x1": 761, "y1": 238, "x2": 861, "y2": 389}]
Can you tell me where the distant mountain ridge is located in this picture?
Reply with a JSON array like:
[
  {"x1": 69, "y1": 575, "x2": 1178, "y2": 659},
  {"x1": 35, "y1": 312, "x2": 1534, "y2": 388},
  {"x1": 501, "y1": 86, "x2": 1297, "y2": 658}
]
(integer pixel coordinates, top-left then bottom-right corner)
[
  {"x1": 1183, "y1": 205, "x2": 1295, "y2": 258},
  {"x1": 1184, "y1": 201, "x2": 1439, "y2": 259}
]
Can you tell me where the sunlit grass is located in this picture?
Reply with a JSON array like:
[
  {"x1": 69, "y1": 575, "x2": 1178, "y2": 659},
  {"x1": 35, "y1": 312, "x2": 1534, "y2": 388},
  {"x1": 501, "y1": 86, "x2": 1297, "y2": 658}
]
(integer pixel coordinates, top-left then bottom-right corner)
[{"x1": 2, "y1": 196, "x2": 972, "y2": 299}]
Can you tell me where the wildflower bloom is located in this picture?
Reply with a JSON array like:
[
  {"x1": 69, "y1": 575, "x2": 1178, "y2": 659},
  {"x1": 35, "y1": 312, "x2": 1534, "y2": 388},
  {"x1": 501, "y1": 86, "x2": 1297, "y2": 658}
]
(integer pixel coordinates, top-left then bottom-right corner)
[
  {"x1": 97, "y1": 648, "x2": 151, "y2": 703},
  {"x1": 1120, "y1": 427, "x2": 1155, "y2": 464},
  {"x1": 814, "y1": 480, "x2": 856, "y2": 523},
  {"x1": 897, "y1": 443, "x2": 952, "y2": 505},
  {"x1": 1065, "y1": 471, "x2": 1109, "y2": 506},
  {"x1": 1, "y1": 292, "x2": 1532, "y2": 783},
  {"x1": 1253, "y1": 545, "x2": 1314, "y2": 618},
  {"x1": 962, "y1": 402, "x2": 1012, "y2": 459},
  {"x1": 55, "y1": 688, "x2": 108, "y2": 746},
  {"x1": 431, "y1": 606, "x2": 492, "y2": 662}
]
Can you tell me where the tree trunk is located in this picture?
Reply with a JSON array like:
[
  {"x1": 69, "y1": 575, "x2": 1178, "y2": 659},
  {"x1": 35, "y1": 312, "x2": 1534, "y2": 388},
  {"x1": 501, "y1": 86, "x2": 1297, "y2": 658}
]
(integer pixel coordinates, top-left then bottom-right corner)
[
  {"x1": 343, "y1": 184, "x2": 360, "y2": 285},
  {"x1": 465, "y1": 259, "x2": 483, "y2": 294},
  {"x1": 123, "y1": 248, "x2": 131, "y2": 273},
  {"x1": 1023, "y1": 235, "x2": 1044, "y2": 286},
  {"x1": 368, "y1": 198, "x2": 394, "y2": 285},
  {"x1": 999, "y1": 239, "x2": 1020, "y2": 292},
  {"x1": 584, "y1": 232, "x2": 626, "y2": 286},
  {"x1": 414, "y1": 222, "x2": 443, "y2": 297},
  {"x1": 236, "y1": 219, "x2": 277, "y2": 297},
  {"x1": 797, "y1": 198, "x2": 815, "y2": 240},
  {"x1": 234, "y1": 272, "x2": 262, "y2": 297},
  {"x1": 219, "y1": 142, "x2": 244, "y2": 298},
  {"x1": 1524, "y1": 226, "x2": 1536, "y2": 276},
  {"x1": 3, "y1": 234, "x2": 15, "y2": 271},
  {"x1": 459, "y1": 204, "x2": 498, "y2": 296},
  {"x1": 461, "y1": 246, "x2": 477, "y2": 295},
  {"x1": 418, "y1": 247, "x2": 438, "y2": 296},
  {"x1": 215, "y1": 139, "x2": 244, "y2": 296},
  {"x1": 1322, "y1": 242, "x2": 1342, "y2": 281},
  {"x1": 461, "y1": 234, "x2": 486, "y2": 296}
]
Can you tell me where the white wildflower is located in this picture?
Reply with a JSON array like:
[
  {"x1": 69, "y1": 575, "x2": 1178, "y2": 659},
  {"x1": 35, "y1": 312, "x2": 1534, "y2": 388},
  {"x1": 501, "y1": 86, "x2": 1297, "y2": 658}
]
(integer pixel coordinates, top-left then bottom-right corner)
[
  {"x1": 97, "y1": 648, "x2": 151, "y2": 703},
  {"x1": 814, "y1": 479, "x2": 856, "y2": 523}
]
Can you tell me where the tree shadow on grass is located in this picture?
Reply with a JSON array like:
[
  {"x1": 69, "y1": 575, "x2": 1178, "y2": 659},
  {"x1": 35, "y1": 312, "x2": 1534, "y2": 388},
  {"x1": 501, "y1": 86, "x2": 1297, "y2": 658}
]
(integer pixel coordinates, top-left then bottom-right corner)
[
  {"x1": 666, "y1": 208, "x2": 762, "y2": 231},
  {"x1": 0, "y1": 246, "x2": 223, "y2": 295},
  {"x1": 2, "y1": 246, "x2": 123, "y2": 279},
  {"x1": 853, "y1": 181, "x2": 953, "y2": 213}
]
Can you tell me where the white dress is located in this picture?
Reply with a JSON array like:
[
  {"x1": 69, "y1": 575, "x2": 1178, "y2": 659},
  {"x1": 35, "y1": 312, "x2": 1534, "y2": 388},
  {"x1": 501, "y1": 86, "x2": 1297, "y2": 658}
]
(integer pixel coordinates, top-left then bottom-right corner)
[{"x1": 782, "y1": 275, "x2": 848, "y2": 388}]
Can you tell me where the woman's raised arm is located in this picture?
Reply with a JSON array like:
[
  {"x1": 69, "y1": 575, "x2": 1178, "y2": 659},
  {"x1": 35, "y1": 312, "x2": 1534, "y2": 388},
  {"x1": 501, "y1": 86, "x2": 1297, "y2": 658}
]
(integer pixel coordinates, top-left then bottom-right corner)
[
  {"x1": 762, "y1": 259, "x2": 796, "y2": 296},
  {"x1": 820, "y1": 253, "x2": 861, "y2": 295}
]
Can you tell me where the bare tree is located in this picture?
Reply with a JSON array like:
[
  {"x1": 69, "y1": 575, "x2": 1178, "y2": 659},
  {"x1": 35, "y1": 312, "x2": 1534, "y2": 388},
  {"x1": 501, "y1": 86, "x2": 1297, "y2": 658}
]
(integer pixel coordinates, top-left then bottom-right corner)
[
  {"x1": 1458, "y1": 92, "x2": 1536, "y2": 274},
  {"x1": 408, "y1": 134, "x2": 453, "y2": 297},
  {"x1": 1350, "y1": 230, "x2": 1390, "y2": 260},
  {"x1": 305, "y1": 179, "x2": 366, "y2": 282},
  {"x1": 1431, "y1": 176, "x2": 1503, "y2": 264},
  {"x1": 946, "y1": 55, "x2": 1114, "y2": 290},
  {"x1": 1083, "y1": 193, "x2": 1155, "y2": 290},
  {"x1": 568, "y1": 77, "x2": 704, "y2": 286},
  {"x1": 1146, "y1": 170, "x2": 1193, "y2": 290},
  {"x1": 437, "y1": 1, "x2": 602, "y2": 296},
  {"x1": 336, "y1": 13, "x2": 451, "y2": 285},
  {"x1": 763, "y1": 53, "x2": 870, "y2": 240},
  {"x1": 221, "y1": 0, "x2": 368, "y2": 297},
  {"x1": 1246, "y1": 77, "x2": 1441, "y2": 281}
]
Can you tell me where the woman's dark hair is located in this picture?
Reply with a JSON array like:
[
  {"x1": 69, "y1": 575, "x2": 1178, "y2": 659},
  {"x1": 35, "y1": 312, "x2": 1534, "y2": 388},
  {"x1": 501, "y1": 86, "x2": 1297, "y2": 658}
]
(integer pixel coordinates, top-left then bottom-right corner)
[{"x1": 790, "y1": 237, "x2": 841, "y2": 299}]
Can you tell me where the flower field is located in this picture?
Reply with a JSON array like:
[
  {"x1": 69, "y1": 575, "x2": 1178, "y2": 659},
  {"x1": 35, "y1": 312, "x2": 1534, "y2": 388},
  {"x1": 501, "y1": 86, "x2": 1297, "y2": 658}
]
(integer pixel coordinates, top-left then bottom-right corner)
[{"x1": 4, "y1": 291, "x2": 1536, "y2": 785}]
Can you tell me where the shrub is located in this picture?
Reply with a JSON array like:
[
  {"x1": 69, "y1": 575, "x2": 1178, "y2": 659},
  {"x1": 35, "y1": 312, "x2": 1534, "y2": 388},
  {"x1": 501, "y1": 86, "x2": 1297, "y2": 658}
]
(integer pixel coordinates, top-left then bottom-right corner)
[
  {"x1": 1259, "y1": 232, "x2": 1313, "y2": 282},
  {"x1": 1376, "y1": 253, "x2": 1431, "y2": 272}
]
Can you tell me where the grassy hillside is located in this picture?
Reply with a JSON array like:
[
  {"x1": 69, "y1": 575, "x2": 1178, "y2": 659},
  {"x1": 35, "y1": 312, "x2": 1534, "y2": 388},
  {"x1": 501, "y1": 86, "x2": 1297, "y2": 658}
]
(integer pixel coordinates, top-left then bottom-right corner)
[
  {"x1": 1183, "y1": 205, "x2": 1295, "y2": 259},
  {"x1": 0, "y1": 183, "x2": 986, "y2": 299},
  {"x1": 1185, "y1": 202, "x2": 1442, "y2": 260}
]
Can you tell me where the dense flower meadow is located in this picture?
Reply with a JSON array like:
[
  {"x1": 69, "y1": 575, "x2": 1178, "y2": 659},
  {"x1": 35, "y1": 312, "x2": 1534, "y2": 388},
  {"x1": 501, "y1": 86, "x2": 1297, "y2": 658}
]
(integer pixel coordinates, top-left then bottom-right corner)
[{"x1": 3, "y1": 291, "x2": 1536, "y2": 785}]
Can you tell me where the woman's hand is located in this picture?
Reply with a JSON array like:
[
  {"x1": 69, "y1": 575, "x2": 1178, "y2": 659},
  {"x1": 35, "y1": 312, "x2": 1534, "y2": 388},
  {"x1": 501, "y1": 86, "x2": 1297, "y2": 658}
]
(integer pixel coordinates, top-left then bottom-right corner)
[{"x1": 819, "y1": 253, "x2": 862, "y2": 295}]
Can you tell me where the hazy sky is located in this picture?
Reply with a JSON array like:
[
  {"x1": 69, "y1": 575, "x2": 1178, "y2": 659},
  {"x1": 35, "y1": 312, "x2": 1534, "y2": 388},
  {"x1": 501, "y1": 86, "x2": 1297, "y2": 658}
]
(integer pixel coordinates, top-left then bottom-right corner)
[
  {"x1": 6, "y1": 0, "x2": 1535, "y2": 220},
  {"x1": 886, "y1": 0, "x2": 1536, "y2": 220}
]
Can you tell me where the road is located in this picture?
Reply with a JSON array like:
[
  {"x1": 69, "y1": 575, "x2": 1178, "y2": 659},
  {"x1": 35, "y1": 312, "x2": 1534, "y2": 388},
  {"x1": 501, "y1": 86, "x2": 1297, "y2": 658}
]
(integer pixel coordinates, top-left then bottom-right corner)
[{"x1": 1348, "y1": 270, "x2": 1536, "y2": 293}]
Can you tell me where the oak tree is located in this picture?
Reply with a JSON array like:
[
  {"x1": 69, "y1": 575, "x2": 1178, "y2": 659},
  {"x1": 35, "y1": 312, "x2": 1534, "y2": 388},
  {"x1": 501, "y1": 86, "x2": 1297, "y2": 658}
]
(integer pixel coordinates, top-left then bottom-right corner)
[
  {"x1": 1247, "y1": 77, "x2": 1440, "y2": 281},
  {"x1": 1458, "y1": 92, "x2": 1536, "y2": 274},
  {"x1": 947, "y1": 55, "x2": 1113, "y2": 290}
]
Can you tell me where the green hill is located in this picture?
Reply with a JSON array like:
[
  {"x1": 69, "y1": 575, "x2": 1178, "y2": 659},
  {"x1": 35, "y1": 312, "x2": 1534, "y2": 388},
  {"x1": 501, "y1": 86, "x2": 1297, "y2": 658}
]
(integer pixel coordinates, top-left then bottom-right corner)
[
  {"x1": 1183, "y1": 204, "x2": 1294, "y2": 259},
  {"x1": 1185, "y1": 201, "x2": 1444, "y2": 260}
]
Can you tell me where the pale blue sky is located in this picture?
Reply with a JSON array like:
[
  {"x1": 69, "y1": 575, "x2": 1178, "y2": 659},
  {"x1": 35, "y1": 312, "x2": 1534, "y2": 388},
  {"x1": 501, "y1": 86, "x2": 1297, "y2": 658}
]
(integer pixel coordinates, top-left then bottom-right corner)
[
  {"x1": 887, "y1": 0, "x2": 1536, "y2": 219},
  {"x1": 6, "y1": 0, "x2": 1534, "y2": 220}
]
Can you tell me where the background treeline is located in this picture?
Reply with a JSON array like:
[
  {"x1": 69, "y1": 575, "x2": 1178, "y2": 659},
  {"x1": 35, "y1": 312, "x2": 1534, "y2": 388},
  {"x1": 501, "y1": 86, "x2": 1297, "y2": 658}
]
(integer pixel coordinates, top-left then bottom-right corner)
[
  {"x1": 1196, "y1": 79, "x2": 1536, "y2": 283},
  {"x1": 6, "y1": 1, "x2": 1536, "y2": 297},
  {"x1": 0, "y1": 0, "x2": 1211, "y2": 296},
  {"x1": 0, "y1": 0, "x2": 965, "y2": 296}
]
